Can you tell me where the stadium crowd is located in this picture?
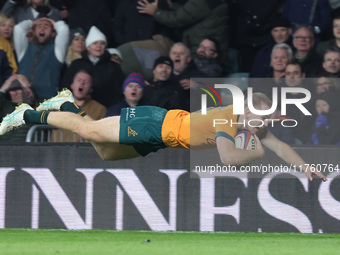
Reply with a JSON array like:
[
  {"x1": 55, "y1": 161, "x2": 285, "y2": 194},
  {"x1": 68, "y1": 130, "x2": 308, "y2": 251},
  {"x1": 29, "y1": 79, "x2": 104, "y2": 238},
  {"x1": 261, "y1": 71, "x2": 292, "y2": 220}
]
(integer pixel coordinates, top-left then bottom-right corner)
[{"x1": 0, "y1": 0, "x2": 339, "y2": 145}]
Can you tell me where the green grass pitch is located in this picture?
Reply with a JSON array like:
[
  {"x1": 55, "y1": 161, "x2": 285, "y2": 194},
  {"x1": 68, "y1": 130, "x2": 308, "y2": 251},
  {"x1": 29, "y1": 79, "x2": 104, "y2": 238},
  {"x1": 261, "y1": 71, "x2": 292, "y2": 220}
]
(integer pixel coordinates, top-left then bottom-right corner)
[{"x1": 0, "y1": 229, "x2": 339, "y2": 255}]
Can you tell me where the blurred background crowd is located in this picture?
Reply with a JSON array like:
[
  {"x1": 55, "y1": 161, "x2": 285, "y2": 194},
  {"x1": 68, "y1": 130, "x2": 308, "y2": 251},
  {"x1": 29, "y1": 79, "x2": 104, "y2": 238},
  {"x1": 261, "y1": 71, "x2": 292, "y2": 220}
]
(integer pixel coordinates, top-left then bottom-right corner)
[{"x1": 0, "y1": 0, "x2": 339, "y2": 145}]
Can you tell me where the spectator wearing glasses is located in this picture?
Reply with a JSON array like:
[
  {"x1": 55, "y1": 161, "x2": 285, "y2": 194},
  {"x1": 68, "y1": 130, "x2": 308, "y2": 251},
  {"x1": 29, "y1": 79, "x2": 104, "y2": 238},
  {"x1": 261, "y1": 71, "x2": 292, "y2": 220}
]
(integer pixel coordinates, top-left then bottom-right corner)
[
  {"x1": 313, "y1": 75, "x2": 340, "y2": 97},
  {"x1": 137, "y1": 0, "x2": 229, "y2": 74},
  {"x1": 292, "y1": 26, "x2": 322, "y2": 77},
  {"x1": 192, "y1": 37, "x2": 223, "y2": 77},
  {"x1": 282, "y1": 0, "x2": 332, "y2": 42}
]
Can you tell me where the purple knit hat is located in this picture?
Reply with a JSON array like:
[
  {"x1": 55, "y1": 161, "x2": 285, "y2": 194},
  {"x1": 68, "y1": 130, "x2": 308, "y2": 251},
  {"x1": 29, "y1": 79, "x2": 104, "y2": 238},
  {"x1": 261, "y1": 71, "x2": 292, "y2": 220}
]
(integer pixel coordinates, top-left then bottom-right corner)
[{"x1": 122, "y1": 73, "x2": 146, "y2": 92}]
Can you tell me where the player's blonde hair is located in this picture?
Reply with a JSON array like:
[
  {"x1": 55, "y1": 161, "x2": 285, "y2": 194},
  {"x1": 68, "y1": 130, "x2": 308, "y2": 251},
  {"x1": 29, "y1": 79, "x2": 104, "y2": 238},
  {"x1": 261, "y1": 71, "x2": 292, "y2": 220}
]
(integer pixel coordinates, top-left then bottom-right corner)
[{"x1": 244, "y1": 92, "x2": 272, "y2": 110}]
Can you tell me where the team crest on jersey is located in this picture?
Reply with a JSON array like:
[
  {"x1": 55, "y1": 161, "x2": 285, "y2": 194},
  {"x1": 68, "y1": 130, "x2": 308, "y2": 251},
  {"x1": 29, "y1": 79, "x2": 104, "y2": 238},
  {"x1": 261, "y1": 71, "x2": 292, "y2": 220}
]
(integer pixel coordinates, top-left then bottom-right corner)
[{"x1": 128, "y1": 126, "x2": 138, "y2": 137}]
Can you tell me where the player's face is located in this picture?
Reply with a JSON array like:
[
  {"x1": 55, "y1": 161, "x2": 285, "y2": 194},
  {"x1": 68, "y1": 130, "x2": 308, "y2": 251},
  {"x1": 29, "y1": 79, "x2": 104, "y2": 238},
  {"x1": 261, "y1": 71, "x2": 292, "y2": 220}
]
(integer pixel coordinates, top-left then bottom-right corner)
[
  {"x1": 70, "y1": 72, "x2": 92, "y2": 100},
  {"x1": 285, "y1": 64, "x2": 305, "y2": 87},
  {"x1": 124, "y1": 82, "x2": 143, "y2": 102},
  {"x1": 271, "y1": 48, "x2": 289, "y2": 72},
  {"x1": 271, "y1": 27, "x2": 291, "y2": 44},
  {"x1": 315, "y1": 99, "x2": 330, "y2": 115},
  {"x1": 170, "y1": 45, "x2": 191, "y2": 74},
  {"x1": 293, "y1": 28, "x2": 314, "y2": 52},
  {"x1": 34, "y1": 20, "x2": 54, "y2": 43},
  {"x1": 87, "y1": 40, "x2": 106, "y2": 58},
  {"x1": 153, "y1": 64, "x2": 172, "y2": 81},
  {"x1": 322, "y1": 52, "x2": 340, "y2": 74},
  {"x1": 333, "y1": 19, "x2": 340, "y2": 40}
]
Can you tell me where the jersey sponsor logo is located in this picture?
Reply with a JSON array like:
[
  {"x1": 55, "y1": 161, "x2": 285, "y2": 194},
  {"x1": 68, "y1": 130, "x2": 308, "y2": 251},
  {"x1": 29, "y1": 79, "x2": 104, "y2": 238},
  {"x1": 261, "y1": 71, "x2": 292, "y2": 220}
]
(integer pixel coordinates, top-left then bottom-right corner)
[{"x1": 128, "y1": 126, "x2": 138, "y2": 137}]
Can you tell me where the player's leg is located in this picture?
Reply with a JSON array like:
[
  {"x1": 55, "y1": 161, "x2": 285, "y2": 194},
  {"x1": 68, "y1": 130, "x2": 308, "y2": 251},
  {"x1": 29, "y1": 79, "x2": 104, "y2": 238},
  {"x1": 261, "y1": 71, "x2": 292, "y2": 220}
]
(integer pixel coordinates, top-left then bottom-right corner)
[
  {"x1": 36, "y1": 90, "x2": 142, "y2": 159},
  {"x1": 91, "y1": 142, "x2": 141, "y2": 161},
  {"x1": 46, "y1": 112, "x2": 141, "y2": 160},
  {"x1": 80, "y1": 115, "x2": 140, "y2": 160},
  {"x1": 45, "y1": 111, "x2": 119, "y2": 143}
]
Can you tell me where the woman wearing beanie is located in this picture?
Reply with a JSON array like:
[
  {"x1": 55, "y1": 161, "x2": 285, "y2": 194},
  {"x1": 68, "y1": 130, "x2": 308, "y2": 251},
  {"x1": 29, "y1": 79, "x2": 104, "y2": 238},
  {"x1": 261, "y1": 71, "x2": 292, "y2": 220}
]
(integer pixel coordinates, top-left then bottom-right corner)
[
  {"x1": 60, "y1": 26, "x2": 125, "y2": 108},
  {"x1": 105, "y1": 73, "x2": 151, "y2": 117}
]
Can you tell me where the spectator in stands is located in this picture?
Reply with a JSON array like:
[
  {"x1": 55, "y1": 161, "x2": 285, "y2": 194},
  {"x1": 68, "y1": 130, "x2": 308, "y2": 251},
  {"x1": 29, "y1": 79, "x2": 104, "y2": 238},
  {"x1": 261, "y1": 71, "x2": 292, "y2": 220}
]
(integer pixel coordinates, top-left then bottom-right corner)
[
  {"x1": 61, "y1": 26, "x2": 125, "y2": 108},
  {"x1": 47, "y1": 0, "x2": 69, "y2": 21},
  {"x1": 14, "y1": 17, "x2": 69, "y2": 101},
  {"x1": 106, "y1": 73, "x2": 150, "y2": 117},
  {"x1": 69, "y1": 70, "x2": 106, "y2": 118},
  {"x1": 251, "y1": 43, "x2": 293, "y2": 100},
  {"x1": 143, "y1": 56, "x2": 184, "y2": 110},
  {"x1": 250, "y1": 18, "x2": 293, "y2": 78},
  {"x1": 248, "y1": 43, "x2": 293, "y2": 108},
  {"x1": 292, "y1": 26, "x2": 322, "y2": 77},
  {"x1": 169, "y1": 42, "x2": 207, "y2": 110},
  {"x1": 308, "y1": 90, "x2": 340, "y2": 145},
  {"x1": 268, "y1": 61, "x2": 309, "y2": 145},
  {"x1": 170, "y1": 42, "x2": 207, "y2": 88},
  {"x1": 316, "y1": 15, "x2": 340, "y2": 58},
  {"x1": 282, "y1": 61, "x2": 314, "y2": 144},
  {"x1": 319, "y1": 48, "x2": 340, "y2": 77},
  {"x1": 65, "y1": 0, "x2": 114, "y2": 47},
  {"x1": 2, "y1": 0, "x2": 61, "y2": 23},
  {"x1": 313, "y1": 75, "x2": 340, "y2": 95},
  {"x1": 0, "y1": 13, "x2": 15, "y2": 49},
  {"x1": 137, "y1": 0, "x2": 229, "y2": 74},
  {"x1": 268, "y1": 43, "x2": 293, "y2": 80},
  {"x1": 107, "y1": 48, "x2": 123, "y2": 65},
  {"x1": 52, "y1": 69, "x2": 106, "y2": 142},
  {"x1": 0, "y1": 21, "x2": 17, "y2": 74},
  {"x1": 284, "y1": 61, "x2": 306, "y2": 88},
  {"x1": 0, "y1": 74, "x2": 35, "y2": 141},
  {"x1": 329, "y1": 0, "x2": 340, "y2": 15},
  {"x1": 115, "y1": 34, "x2": 173, "y2": 80},
  {"x1": 193, "y1": 37, "x2": 223, "y2": 77},
  {"x1": 282, "y1": 0, "x2": 332, "y2": 42},
  {"x1": 114, "y1": 0, "x2": 172, "y2": 45},
  {"x1": 228, "y1": 0, "x2": 283, "y2": 72},
  {"x1": 64, "y1": 28, "x2": 85, "y2": 67},
  {"x1": 0, "y1": 49, "x2": 12, "y2": 85}
]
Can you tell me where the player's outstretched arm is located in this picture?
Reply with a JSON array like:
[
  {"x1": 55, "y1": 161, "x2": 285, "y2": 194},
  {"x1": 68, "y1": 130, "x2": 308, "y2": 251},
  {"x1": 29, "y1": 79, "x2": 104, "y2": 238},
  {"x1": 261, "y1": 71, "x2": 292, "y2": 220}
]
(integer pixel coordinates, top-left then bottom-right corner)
[
  {"x1": 261, "y1": 131, "x2": 327, "y2": 182},
  {"x1": 216, "y1": 135, "x2": 265, "y2": 166}
]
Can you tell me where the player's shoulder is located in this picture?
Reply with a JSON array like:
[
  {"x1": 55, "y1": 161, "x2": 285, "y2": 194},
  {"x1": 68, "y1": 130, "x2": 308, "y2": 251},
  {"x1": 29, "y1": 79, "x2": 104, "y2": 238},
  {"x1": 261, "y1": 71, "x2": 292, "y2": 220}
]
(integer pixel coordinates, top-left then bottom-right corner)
[{"x1": 206, "y1": 105, "x2": 234, "y2": 115}]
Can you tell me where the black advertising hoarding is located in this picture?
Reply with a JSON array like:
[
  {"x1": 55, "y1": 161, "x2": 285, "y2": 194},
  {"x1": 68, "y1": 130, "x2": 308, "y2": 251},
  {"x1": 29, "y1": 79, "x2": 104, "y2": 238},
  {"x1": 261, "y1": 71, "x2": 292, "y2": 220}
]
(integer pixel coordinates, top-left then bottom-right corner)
[{"x1": 0, "y1": 143, "x2": 339, "y2": 233}]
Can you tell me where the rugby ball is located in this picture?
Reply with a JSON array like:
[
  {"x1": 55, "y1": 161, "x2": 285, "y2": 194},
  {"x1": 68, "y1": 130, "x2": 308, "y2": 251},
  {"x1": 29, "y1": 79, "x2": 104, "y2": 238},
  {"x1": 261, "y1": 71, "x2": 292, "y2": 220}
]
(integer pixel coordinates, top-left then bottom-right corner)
[{"x1": 234, "y1": 131, "x2": 256, "y2": 150}]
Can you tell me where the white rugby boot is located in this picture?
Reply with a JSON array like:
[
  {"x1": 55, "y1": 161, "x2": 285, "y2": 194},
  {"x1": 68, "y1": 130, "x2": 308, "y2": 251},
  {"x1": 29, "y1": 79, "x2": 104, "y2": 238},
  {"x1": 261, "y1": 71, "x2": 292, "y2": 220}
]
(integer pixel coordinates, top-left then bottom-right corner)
[
  {"x1": 0, "y1": 103, "x2": 33, "y2": 135},
  {"x1": 36, "y1": 89, "x2": 74, "y2": 111}
]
